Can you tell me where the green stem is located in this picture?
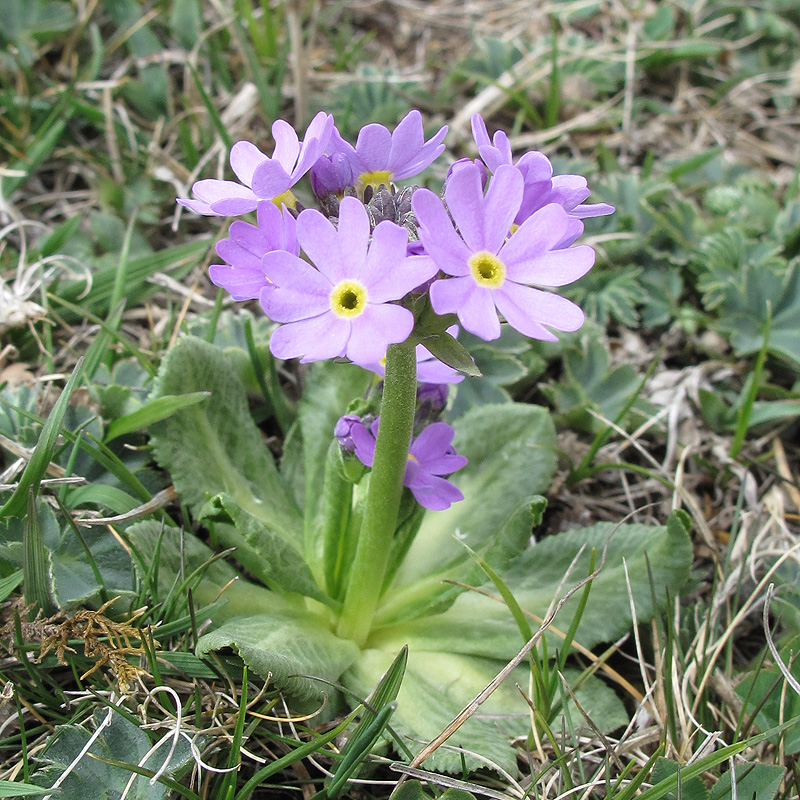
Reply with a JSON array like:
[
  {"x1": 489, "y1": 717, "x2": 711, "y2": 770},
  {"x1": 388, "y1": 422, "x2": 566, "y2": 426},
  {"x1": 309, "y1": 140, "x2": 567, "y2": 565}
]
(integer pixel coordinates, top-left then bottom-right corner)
[{"x1": 336, "y1": 339, "x2": 417, "y2": 645}]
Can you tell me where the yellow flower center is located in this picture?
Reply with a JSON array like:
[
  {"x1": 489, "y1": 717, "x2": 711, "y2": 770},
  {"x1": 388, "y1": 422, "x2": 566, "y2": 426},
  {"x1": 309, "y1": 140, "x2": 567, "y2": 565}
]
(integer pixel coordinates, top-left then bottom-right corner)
[
  {"x1": 468, "y1": 250, "x2": 506, "y2": 288},
  {"x1": 359, "y1": 170, "x2": 393, "y2": 190},
  {"x1": 271, "y1": 189, "x2": 298, "y2": 210},
  {"x1": 407, "y1": 453, "x2": 418, "y2": 464},
  {"x1": 330, "y1": 280, "x2": 368, "y2": 318}
]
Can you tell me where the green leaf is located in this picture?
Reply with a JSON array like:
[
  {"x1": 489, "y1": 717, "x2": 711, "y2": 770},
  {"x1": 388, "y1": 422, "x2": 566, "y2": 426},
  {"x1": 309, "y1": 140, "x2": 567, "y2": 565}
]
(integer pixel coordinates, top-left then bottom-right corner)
[
  {"x1": 196, "y1": 609, "x2": 360, "y2": 702},
  {"x1": 416, "y1": 331, "x2": 481, "y2": 378},
  {"x1": 393, "y1": 782, "x2": 440, "y2": 800},
  {"x1": 0, "y1": 779, "x2": 53, "y2": 797},
  {"x1": 708, "y1": 763, "x2": 785, "y2": 800},
  {"x1": 714, "y1": 260, "x2": 800, "y2": 369},
  {"x1": 200, "y1": 494, "x2": 325, "y2": 600},
  {"x1": 54, "y1": 240, "x2": 209, "y2": 319},
  {"x1": 104, "y1": 392, "x2": 210, "y2": 442},
  {"x1": 378, "y1": 403, "x2": 556, "y2": 623},
  {"x1": 735, "y1": 656, "x2": 800, "y2": 754},
  {"x1": 148, "y1": 337, "x2": 307, "y2": 595},
  {"x1": 381, "y1": 512, "x2": 693, "y2": 658},
  {"x1": 126, "y1": 520, "x2": 280, "y2": 620},
  {"x1": 298, "y1": 360, "x2": 372, "y2": 577},
  {"x1": 23, "y1": 492, "x2": 57, "y2": 614},
  {"x1": 1, "y1": 502, "x2": 132, "y2": 606},
  {"x1": 346, "y1": 644, "x2": 626, "y2": 775},
  {"x1": 345, "y1": 646, "x2": 524, "y2": 774},
  {"x1": 542, "y1": 334, "x2": 656, "y2": 433},
  {"x1": 326, "y1": 647, "x2": 406, "y2": 797},
  {"x1": 649, "y1": 757, "x2": 709, "y2": 800},
  {"x1": 0, "y1": 358, "x2": 83, "y2": 519},
  {"x1": 30, "y1": 708, "x2": 193, "y2": 800},
  {"x1": 0, "y1": 570, "x2": 23, "y2": 603}
]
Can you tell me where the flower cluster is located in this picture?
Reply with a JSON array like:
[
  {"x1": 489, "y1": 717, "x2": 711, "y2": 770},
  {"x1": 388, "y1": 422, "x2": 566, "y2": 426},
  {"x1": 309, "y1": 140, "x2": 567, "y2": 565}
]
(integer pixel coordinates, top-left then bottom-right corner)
[
  {"x1": 346, "y1": 416, "x2": 466, "y2": 511},
  {"x1": 179, "y1": 109, "x2": 613, "y2": 510}
]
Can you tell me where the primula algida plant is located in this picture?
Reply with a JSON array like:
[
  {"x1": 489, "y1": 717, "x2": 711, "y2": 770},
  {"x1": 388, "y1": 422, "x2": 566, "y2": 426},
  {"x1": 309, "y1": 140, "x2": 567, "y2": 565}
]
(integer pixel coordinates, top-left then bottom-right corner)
[{"x1": 135, "y1": 110, "x2": 692, "y2": 773}]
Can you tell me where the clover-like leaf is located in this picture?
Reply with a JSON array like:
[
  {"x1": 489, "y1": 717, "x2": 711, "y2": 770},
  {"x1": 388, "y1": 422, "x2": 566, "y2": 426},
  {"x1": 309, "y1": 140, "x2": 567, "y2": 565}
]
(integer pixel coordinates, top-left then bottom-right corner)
[{"x1": 713, "y1": 260, "x2": 800, "y2": 371}]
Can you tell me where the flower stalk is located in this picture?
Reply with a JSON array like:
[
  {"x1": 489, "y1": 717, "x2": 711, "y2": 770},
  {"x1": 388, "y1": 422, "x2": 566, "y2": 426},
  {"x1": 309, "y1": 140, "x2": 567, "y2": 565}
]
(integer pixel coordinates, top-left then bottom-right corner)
[{"x1": 336, "y1": 338, "x2": 417, "y2": 645}]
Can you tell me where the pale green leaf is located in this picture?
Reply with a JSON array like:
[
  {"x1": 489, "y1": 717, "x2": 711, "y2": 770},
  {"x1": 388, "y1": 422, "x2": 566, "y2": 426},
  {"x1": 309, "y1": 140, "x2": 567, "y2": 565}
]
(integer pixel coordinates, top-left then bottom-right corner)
[
  {"x1": 126, "y1": 520, "x2": 283, "y2": 621},
  {"x1": 346, "y1": 644, "x2": 626, "y2": 774},
  {"x1": 201, "y1": 494, "x2": 325, "y2": 600},
  {"x1": 148, "y1": 337, "x2": 306, "y2": 594},
  {"x1": 378, "y1": 513, "x2": 693, "y2": 658},
  {"x1": 345, "y1": 646, "x2": 524, "y2": 774},
  {"x1": 298, "y1": 361, "x2": 372, "y2": 578},
  {"x1": 379, "y1": 404, "x2": 555, "y2": 623},
  {"x1": 196, "y1": 609, "x2": 360, "y2": 702}
]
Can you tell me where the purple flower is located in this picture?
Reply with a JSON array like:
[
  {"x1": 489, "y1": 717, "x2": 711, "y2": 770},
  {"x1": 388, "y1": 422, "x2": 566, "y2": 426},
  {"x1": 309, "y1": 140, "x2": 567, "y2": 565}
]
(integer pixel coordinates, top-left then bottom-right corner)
[
  {"x1": 330, "y1": 110, "x2": 447, "y2": 189},
  {"x1": 310, "y1": 152, "x2": 355, "y2": 198},
  {"x1": 413, "y1": 163, "x2": 595, "y2": 342},
  {"x1": 178, "y1": 112, "x2": 334, "y2": 216},
  {"x1": 334, "y1": 413, "x2": 366, "y2": 452},
  {"x1": 208, "y1": 202, "x2": 298, "y2": 300},
  {"x1": 470, "y1": 114, "x2": 614, "y2": 224},
  {"x1": 351, "y1": 419, "x2": 467, "y2": 511},
  {"x1": 416, "y1": 382, "x2": 449, "y2": 412},
  {"x1": 258, "y1": 196, "x2": 438, "y2": 365},
  {"x1": 366, "y1": 326, "x2": 464, "y2": 385}
]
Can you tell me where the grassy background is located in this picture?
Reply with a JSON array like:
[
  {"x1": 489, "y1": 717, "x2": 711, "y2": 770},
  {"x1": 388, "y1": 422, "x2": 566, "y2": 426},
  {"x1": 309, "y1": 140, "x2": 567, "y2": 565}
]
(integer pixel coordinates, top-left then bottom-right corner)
[{"x1": 1, "y1": 0, "x2": 800, "y2": 797}]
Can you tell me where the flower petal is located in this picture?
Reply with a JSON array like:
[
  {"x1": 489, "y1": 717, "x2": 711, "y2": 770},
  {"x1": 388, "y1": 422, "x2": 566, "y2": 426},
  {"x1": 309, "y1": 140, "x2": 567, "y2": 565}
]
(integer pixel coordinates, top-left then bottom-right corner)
[
  {"x1": 412, "y1": 189, "x2": 473, "y2": 276},
  {"x1": 506, "y1": 244, "x2": 595, "y2": 287},
  {"x1": 229, "y1": 141, "x2": 268, "y2": 186},
  {"x1": 407, "y1": 474, "x2": 464, "y2": 510},
  {"x1": 271, "y1": 119, "x2": 301, "y2": 172},
  {"x1": 293, "y1": 112, "x2": 335, "y2": 178},
  {"x1": 443, "y1": 163, "x2": 486, "y2": 252},
  {"x1": 259, "y1": 251, "x2": 331, "y2": 318},
  {"x1": 351, "y1": 422, "x2": 377, "y2": 467},
  {"x1": 250, "y1": 159, "x2": 293, "y2": 200},
  {"x1": 189, "y1": 179, "x2": 260, "y2": 215},
  {"x1": 470, "y1": 113, "x2": 491, "y2": 149},
  {"x1": 386, "y1": 110, "x2": 424, "y2": 172},
  {"x1": 570, "y1": 202, "x2": 615, "y2": 219},
  {"x1": 482, "y1": 165, "x2": 524, "y2": 251},
  {"x1": 336, "y1": 197, "x2": 371, "y2": 277},
  {"x1": 216, "y1": 237, "x2": 262, "y2": 272},
  {"x1": 267, "y1": 311, "x2": 349, "y2": 362},
  {"x1": 208, "y1": 265, "x2": 268, "y2": 300},
  {"x1": 177, "y1": 198, "x2": 215, "y2": 215},
  {"x1": 355, "y1": 123, "x2": 392, "y2": 173},
  {"x1": 494, "y1": 281, "x2": 585, "y2": 339},
  {"x1": 500, "y1": 203, "x2": 570, "y2": 264},
  {"x1": 551, "y1": 174, "x2": 590, "y2": 210},
  {"x1": 345, "y1": 303, "x2": 414, "y2": 366},
  {"x1": 430, "y1": 278, "x2": 500, "y2": 340},
  {"x1": 296, "y1": 208, "x2": 347, "y2": 284}
]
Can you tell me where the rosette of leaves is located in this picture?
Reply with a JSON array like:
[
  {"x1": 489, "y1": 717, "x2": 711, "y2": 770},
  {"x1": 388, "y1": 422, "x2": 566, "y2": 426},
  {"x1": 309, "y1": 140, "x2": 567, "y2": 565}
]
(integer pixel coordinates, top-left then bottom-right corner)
[{"x1": 139, "y1": 335, "x2": 693, "y2": 773}]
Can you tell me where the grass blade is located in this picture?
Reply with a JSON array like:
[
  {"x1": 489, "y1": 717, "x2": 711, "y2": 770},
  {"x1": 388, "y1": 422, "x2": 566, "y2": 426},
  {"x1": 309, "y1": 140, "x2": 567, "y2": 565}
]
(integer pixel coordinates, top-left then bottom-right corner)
[{"x1": 104, "y1": 392, "x2": 210, "y2": 443}]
